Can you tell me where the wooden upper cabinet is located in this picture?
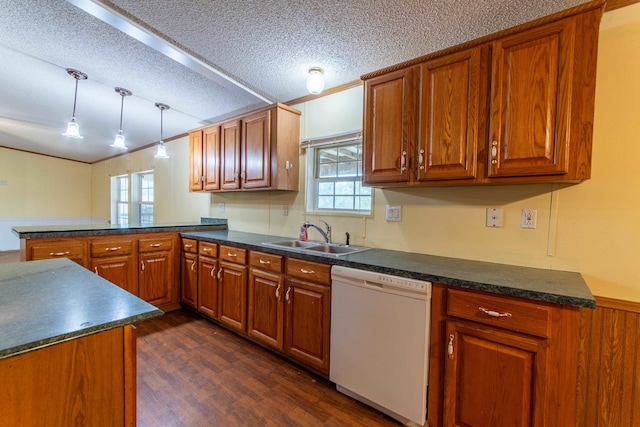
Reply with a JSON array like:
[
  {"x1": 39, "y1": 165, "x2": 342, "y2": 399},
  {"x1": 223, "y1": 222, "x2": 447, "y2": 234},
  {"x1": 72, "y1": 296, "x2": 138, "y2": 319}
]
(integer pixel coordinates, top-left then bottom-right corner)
[
  {"x1": 220, "y1": 119, "x2": 242, "y2": 190},
  {"x1": 188, "y1": 130, "x2": 204, "y2": 191},
  {"x1": 203, "y1": 125, "x2": 221, "y2": 191},
  {"x1": 189, "y1": 103, "x2": 300, "y2": 192},
  {"x1": 242, "y1": 109, "x2": 271, "y2": 189},
  {"x1": 417, "y1": 47, "x2": 483, "y2": 181},
  {"x1": 363, "y1": 67, "x2": 415, "y2": 185},
  {"x1": 361, "y1": 3, "x2": 602, "y2": 187},
  {"x1": 488, "y1": 18, "x2": 574, "y2": 178}
]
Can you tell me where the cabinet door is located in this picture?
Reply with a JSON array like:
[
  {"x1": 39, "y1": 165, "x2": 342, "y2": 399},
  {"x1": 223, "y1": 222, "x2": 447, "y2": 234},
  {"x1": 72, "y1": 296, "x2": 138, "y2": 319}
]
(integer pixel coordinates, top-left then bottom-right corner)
[
  {"x1": 363, "y1": 67, "x2": 415, "y2": 185},
  {"x1": 198, "y1": 257, "x2": 218, "y2": 319},
  {"x1": 189, "y1": 130, "x2": 204, "y2": 191},
  {"x1": 248, "y1": 268, "x2": 284, "y2": 350},
  {"x1": 92, "y1": 255, "x2": 137, "y2": 295},
  {"x1": 181, "y1": 252, "x2": 198, "y2": 309},
  {"x1": 218, "y1": 261, "x2": 247, "y2": 332},
  {"x1": 220, "y1": 119, "x2": 242, "y2": 190},
  {"x1": 418, "y1": 47, "x2": 482, "y2": 181},
  {"x1": 283, "y1": 278, "x2": 331, "y2": 375},
  {"x1": 139, "y1": 251, "x2": 173, "y2": 306},
  {"x1": 443, "y1": 320, "x2": 547, "y2": 427},
  {"x1": 488, "y1": 18, "x2": 575, "y2": 177},
  {"x1": 242, "y1": 110, "x2": 271, "y2": 189},
  {"x1": 203, "y1": 125, "x2": 221, "y2": 191}
]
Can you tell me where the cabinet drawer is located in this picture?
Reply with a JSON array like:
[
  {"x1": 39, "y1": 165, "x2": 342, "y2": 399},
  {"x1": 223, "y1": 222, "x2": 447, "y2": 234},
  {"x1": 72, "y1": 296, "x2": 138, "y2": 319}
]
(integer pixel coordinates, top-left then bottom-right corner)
[
  {"x1": 181, "y1": 238, "x2": 198, "y2": 254},
  {"x1": 199, "y1": 242, "x2": 218, "y2": 257},
  {"x1": 138, "y1": 236, "x2": 173, "y2": 253},
  {"x1": 219, "y1": 245, "x2": 247, "y2": 264},
  {"x1": 249, "y1": 251, "x2": 283, "y2": 273},
  {"x1": 30, "y1": 240, "x2": 85, "y2": 261},
  {"x1": 90, "y1": 239, "x2": 133, "y2": 257},
  {"x1": 286, "y1": 258, "x2": 331, "y2": 285},
  {"x1": 446, "y1": 288, "x2": 552, "y2": 338}
]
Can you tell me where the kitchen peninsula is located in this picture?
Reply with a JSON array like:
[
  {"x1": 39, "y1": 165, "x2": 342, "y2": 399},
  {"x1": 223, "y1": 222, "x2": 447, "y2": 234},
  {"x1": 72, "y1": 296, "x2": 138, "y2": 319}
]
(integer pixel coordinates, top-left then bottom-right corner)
[{"x1": 0, "y1": 258, "x2": 162, "y2": 426}]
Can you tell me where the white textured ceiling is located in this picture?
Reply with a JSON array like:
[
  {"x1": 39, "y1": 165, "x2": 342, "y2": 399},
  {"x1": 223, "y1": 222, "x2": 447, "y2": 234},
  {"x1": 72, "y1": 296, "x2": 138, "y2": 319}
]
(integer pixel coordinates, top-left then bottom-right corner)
[{"x1": 0, "y1": 0, "x2": 587, "y2": 163}]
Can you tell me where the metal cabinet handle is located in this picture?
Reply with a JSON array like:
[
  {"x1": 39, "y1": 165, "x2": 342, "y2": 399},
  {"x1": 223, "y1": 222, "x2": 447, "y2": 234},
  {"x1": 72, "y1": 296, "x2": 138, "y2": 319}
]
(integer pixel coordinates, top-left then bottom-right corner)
[
  {"x1": 217, "y1": 268, "x2": 222, "y2": 281},
  {"x1": 300, "y1": 268, "x2": 315, "y2": 274},
  {"x1": 478, "y1": 307, "x2": 512, "y2": 318},
  {"x1": 49, "y1": 251, "x2": 70, "y2": 256},
  {"x1": 203, "y1": 247, "x2": 212, "y2": 253},
  {"x1": 400, "y1": 150, "x2": 407, "y2": 172},
  {"x1": 234, "y1": 171, "x2": 239, "y2": 182},
  {"x1": 105, "y1": 246, "x2": 121, "y2": 251},
  {"x1": 419, "y1": 149, "x2": 425, "y2": 170},
  {"x1": 275, "y1": 284, "x2": 281, "y2": 300},
  {"x1": 285, "y1": 287, "x2": 292, "y2": 304},
  {"x1": 227, "y1": 252, "x2": 237, "y2": 257},
  {"x1": 210, "y1": 266, "x2": 216, "y2": 278},
  {"x1": 94, "y1": 267, "x2": 99, "y2": 275},
  {"x1": 190, "y1": 261, "x2": 196, "y2": 272},
  {"x1": 241, "y1": 171, "x2": 246, "y2": 183},
  {"x1": 141, "y1": 261, "x2": 145, "y2": 271},
  {"x1": 150, "y1": 243, "x2": 163, "y2": 248},
  {"x1": 491, "y1": 141, "x2": 498, "y2": 165},
  {"x1": 259, "y1": 259, "x2": 271, "y2": 265},
  {"x1": 448, "y1": 334, "x2": 455, "y2": 359},
  {"x1": 184, "y1": 244, "x2": 193, "y2": 249}
]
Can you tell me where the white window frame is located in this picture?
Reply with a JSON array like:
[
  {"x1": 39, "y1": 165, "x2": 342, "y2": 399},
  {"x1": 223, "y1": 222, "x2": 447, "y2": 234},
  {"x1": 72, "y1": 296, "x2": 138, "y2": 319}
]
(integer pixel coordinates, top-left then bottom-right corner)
[
  {"x1": 304, "y1": 131, "x2": 372, "y2": 216},
  {"x1": 110, "y1": 174, "x2": 129, "y2": 225},
  {"x1": 111, "y1": 170, "x2": 154, "y2": 225}
]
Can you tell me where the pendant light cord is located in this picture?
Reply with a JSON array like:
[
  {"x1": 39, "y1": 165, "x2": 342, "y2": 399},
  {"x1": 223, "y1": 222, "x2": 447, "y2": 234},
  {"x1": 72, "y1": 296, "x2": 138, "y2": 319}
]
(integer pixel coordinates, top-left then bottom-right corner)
[{"x1": 71, "y1": 78, "x2": 79, "y2": 118}]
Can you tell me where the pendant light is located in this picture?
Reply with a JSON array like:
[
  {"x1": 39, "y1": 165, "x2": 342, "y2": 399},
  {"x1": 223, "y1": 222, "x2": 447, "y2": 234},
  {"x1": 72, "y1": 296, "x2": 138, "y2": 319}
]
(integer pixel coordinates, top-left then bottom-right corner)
[
  {"x1": 61, "y1": 68, "x2": 88, "y2": 139},
  {"x1": 110, "y1": 87, "x2": 132, "y2": 149},
  {"x1": 306, "y1": 67, "x2": 325, "y2": 94},
  {"x1": 154, "y1": 102, "x2": 170, "y2": 159}
]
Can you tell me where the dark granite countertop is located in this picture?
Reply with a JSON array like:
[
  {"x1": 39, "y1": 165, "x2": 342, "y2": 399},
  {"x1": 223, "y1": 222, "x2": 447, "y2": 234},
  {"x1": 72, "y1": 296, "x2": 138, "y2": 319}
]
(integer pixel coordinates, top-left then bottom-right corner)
[
  {"x1": 181, "y1": 230, "x2": 595, "y2": 309},
  {"x1": 0, "y1": 258, "x2": 163, "y2": 360},
  {"x1": 12, "y1": 218, "x2": 228, "y2": 240}
]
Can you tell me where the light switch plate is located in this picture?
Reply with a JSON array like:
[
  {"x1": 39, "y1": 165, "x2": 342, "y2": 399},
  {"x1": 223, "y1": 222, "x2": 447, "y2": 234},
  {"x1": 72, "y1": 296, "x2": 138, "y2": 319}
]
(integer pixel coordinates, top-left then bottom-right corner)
[
  {"x1": 486, "y1": 208, "x2": 503, "y2": 227},
  {"x1": 218, "y1": 202, "x2": 225, "y2": 213},
  {"x1": 386, "y1": 205, "x2": 402, "y2": 222}
]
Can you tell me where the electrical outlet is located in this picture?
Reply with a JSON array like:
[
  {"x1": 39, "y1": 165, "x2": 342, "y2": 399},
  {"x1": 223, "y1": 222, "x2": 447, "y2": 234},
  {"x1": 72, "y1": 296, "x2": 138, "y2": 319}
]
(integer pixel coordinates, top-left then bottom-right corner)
[
  {"x1": 486, "y1": 208, "x2": 503, "y2": 227},
  {"x1": 0, "y1": 180, "x2": 7, "y2": 186},
  {"x1": 218, "y1": 202, "x2": 225, "y2": 213},
  {"x1": 283, "y1": 205, "x2": 289, "y2": 216},
  {"x1": 385, "y1": 205, "x2": 402, "y2": 222},
  {"x1": 521, "y1": 209, "x2": 537, "y2": 229}
]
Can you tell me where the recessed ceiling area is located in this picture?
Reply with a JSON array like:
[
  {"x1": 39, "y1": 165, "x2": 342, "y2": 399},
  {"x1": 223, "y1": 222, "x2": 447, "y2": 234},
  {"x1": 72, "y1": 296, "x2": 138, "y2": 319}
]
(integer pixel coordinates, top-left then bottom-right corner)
[{"x1": 0, "y1": 0, "x2": 587, "y2": 163}]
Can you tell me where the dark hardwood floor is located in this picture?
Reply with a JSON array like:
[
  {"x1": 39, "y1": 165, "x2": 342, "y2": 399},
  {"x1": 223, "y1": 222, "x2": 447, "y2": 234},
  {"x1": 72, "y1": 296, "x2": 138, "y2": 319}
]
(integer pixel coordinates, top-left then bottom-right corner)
[{"x1": 136, "y1": 310, "x2": 402, "y2": 427}]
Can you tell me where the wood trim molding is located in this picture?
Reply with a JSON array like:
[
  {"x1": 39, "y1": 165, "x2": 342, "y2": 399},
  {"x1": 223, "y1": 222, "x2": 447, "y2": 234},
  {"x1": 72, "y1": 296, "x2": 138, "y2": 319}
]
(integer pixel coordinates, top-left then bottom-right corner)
[
  {"x1": 595, "y1": 295, "x2": 640, "y2": 313},
  {"x1": 285, "y1": 79, "x2": 363, "y2": 106},
  {"x1": 605, "y1": 0, "x2": 640, "y2": 11}
]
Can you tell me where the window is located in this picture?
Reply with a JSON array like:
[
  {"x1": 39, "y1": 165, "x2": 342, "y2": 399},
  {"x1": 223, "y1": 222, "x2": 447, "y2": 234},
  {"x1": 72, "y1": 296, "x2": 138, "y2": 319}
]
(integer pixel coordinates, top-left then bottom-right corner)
[
  {"x1": 138, "y1": 172, "x2": 154, "y2": 224},
  {"x1": 305, "y1": 133, "x2": 372, "y2": 215},
  {"x1": 110, "y1": 171, "x2": 154, "y2": 225},
  {"x1": 112, "y1": 175, "x2": 129, "y2": 225}
]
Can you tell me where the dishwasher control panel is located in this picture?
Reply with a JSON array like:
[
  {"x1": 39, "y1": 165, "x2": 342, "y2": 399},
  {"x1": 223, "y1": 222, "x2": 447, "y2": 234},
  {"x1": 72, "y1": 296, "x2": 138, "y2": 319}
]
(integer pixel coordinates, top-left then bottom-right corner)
[{"x1": 374, "y1": 274, "x2": 429, "y2": 292}]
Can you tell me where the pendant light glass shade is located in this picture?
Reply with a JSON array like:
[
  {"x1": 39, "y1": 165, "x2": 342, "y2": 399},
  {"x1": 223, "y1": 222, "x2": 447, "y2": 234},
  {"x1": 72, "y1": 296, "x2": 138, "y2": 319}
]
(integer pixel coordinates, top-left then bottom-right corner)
[
  {"x1": 110, "y1": 87, "x2": 132, "y2": 149},
  {"x1": 154, "y1": 102, "x2": 170, "y2": 159},
  {"x1": 306, "y1": 67, "x2": 325, "y2": 94},
  {"x1": 61, "y1": 69, "x2": 87, "y2": 139}
]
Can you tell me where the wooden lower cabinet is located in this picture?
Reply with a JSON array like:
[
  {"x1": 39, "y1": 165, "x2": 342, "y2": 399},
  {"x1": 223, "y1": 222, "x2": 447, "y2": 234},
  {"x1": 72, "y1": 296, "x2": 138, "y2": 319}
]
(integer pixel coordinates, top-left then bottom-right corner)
[
  {"x1": 198, "y1": 256, "x2": 219, "y2": 319},
  {"x1": 218, "y1": 245, "x2": 248, "y2": 332},
  {"x1": 181, "y1": 252, "x2": 198, "y2": 309},
  {"x1": 248, "y1": 269, "x2": 283, "y2": 349},
  {"x1": 428, "y1": 284, "x2": 580, "y2": 427},
  {"x1": 0, "y1": 325, "x2": 137, "y2": 427}
]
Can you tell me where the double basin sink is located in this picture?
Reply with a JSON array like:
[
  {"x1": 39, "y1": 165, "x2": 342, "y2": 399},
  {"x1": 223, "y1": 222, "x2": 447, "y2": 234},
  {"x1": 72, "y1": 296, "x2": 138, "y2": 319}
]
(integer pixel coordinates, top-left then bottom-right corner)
[{"x1": 262, "y1": 240, "x2": 370, "y2": 257}]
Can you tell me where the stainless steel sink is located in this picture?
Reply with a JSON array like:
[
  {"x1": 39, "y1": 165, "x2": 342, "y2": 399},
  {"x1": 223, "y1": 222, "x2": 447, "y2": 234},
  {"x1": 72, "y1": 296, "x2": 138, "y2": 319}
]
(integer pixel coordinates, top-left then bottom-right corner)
[{"x1": 262, "y1": 240, "x2": 370, "y2": 257}]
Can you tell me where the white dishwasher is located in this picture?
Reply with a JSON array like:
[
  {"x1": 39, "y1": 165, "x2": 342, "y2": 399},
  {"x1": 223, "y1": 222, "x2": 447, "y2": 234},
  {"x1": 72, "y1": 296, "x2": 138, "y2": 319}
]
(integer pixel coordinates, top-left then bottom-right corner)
[{"x1": 330, "y1": 265, "x2": 431, "y2": 426}]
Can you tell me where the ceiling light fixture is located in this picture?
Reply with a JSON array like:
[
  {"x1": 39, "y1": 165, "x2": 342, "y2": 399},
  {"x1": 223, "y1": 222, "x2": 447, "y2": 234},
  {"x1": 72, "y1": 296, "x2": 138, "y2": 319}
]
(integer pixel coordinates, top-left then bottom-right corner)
[
  {"x1": 306, "y1": 67, "x2": 325, "y2": 95},
  {"x1": 154, "y1": 102, "x2": 170, "y2": 159},
  {"x1": 111, "y1": 87, "x2": 132, "y2": 149},
  {"x1": 61, "y1": 68, "x2": 88, "y2": 139}
]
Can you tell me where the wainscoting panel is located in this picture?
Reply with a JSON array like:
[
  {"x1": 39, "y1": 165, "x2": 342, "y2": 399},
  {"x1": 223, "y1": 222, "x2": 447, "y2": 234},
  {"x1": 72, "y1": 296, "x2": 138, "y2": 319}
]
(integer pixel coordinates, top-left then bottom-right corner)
[{"x1": 576, "y1": 297, "x2": 640, "y2": 427}]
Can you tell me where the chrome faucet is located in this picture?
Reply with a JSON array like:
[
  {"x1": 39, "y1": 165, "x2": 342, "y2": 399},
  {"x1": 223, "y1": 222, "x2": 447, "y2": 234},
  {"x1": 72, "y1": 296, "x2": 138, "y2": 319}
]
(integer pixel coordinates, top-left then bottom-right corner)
[{"x1": 303, "y1": 220, "x2": 331, "y2": 244}]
